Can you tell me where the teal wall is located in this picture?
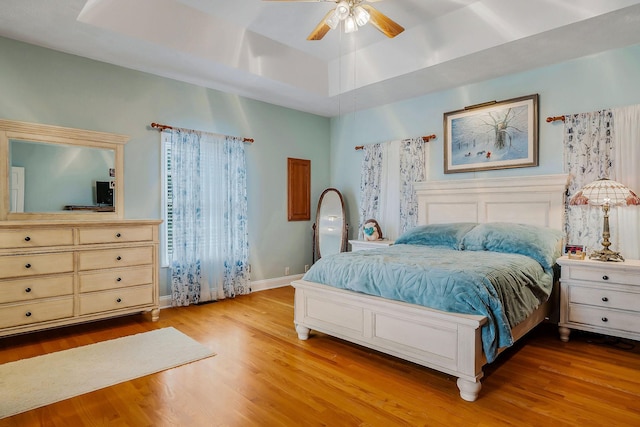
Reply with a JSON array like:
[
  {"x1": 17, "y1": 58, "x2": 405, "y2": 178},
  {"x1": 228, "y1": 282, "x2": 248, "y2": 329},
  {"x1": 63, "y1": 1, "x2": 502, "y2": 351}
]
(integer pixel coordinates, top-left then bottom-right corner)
[
  {"x1": 0, "y1": 37, "x2": 331, "y2": 296},
  {"x1": 331, "y1": 44, "x2": 640, "y2": 238}
]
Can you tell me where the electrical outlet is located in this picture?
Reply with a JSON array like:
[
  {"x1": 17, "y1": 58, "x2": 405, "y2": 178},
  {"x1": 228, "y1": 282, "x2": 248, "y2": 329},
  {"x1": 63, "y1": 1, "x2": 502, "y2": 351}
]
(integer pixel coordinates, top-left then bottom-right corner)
[
  {"x1": 304, "y1": 264, "x2": 309, "y2": 273},
  {"x1": 285, "y1": 266, "x2": 290, "y2": 275}
]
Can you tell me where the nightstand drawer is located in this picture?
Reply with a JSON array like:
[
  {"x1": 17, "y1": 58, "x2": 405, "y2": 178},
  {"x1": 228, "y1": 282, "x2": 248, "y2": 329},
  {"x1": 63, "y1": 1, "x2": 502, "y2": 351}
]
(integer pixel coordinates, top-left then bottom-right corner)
[
  {"x1": 568, "y1": 305, "x2": 640, "y2": 335},
  {"x1": 569, "y1": 286, "x2": 640, "y2": 311},
  {"x1": 568, "y1": 268, "x2": 637, "y2": 286}
]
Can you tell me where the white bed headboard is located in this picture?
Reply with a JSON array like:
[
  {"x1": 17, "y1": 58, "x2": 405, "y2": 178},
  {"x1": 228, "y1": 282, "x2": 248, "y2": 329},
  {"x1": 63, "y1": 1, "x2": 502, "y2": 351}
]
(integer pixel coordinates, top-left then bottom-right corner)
[{"x1": 414, "y1": 174, "x2": 568, "y2": 230}]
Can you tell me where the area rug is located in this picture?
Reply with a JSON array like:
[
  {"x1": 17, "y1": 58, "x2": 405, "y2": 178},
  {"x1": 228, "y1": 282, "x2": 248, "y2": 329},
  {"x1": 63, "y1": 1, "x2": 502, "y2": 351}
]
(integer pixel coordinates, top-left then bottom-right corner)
[{"x1": 0, "y1": 327, "x2": 215, "y2": 419}]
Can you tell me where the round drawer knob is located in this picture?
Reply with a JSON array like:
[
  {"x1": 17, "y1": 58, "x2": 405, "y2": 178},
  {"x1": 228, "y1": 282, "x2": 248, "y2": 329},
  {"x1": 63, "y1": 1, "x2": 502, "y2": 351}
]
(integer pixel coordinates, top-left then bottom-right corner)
[
  {"x1": 116, "y1": 298, "x2": 122, "y2": 303},
  {"x1": 24, "y1": 236, "x2": 31, "y2": 242},
  {"x1": 601, "y1": 317, "x2": 609, "y2": 322},
  {"x1": 25, "y1": 287, "x2": 32, "y2": 293},
  {"x1": 116, "y1": 233, "x2": 122, "y2": 238},
  {"x1": 25, "y1": 311, "x2": 32, "y2": 317},
  {"x1": 25, "y1": 263, "x2": 32, "y2": 269},
  {"x1": 116, "y1": 256, "x2": 122, "y2": 261},
  {"x1": 116, "y1": 277, "x2": 122, "y2": 282},
  {"x1": 602, "y1": 297, "x2": 609, "y2": 302},
  {"x1": 602, "y1": 275, "x2": 609, "y2": 281}
]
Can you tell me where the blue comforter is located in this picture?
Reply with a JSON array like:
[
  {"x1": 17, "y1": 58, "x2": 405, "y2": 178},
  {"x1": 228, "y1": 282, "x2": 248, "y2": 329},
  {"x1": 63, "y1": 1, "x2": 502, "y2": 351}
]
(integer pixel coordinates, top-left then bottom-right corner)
[{"x1": 302, "y1": 244, "x2": 554, "y2": 362}]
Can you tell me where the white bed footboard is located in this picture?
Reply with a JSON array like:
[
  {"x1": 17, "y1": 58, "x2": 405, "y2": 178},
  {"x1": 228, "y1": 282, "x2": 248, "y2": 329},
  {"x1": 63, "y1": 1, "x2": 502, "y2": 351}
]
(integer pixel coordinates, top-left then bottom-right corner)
[{"x1": 292, "y1": 279, "x2": 487, "y2": 401}]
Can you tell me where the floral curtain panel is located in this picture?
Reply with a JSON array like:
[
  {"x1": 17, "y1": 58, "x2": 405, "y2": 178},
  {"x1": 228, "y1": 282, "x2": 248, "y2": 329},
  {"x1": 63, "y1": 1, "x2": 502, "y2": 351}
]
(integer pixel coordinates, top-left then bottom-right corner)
[
  {"x1": 358, "y1": 137, "x2": 427, "y2": 240},
  {"x1": 563, "y1": 110, "x2": 615, "y2": 253},
  {"x1": 563, "y1": 107, "x2": 640, "y2": 258},
  {"x1": 169, "y1": 130, "x2": 250, "y2": 307}
]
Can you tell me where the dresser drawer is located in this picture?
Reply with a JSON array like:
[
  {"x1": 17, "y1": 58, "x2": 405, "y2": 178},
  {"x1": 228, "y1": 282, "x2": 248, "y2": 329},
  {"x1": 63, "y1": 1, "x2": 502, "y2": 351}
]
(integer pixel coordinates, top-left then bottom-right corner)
[
  {"x1": 569, "y1": 285, "x2": 640, "y2": 312},
  {"x1": 0, "y1": 228, "x2": 74, "y2": 249},
  {"x1": 79, "y1": 284, "x2": 153, "y2": 315},
  {"x1": 567, "y1": 267, "x2": 637, "y2": 286},
  {"x1": 78, "y1": 246, "x2": 153, "y2": 271},
  {"x1": 78, "y1": 226, "x2": 154, "y2": 245},
  {"x1": 0, "y1": 252, "x2": 74, "y2": 279},
  {"x1": 0, "y1": 275, "x2": 74, "y2": 303},
  {"x1": 0, "y1": 297, "x2": 74, "y2": 329},
  {"x1": 568, "y1": 305, "x2": 640, "y2": 335},
  {"x1": 79, "y1": 266, "x2": 153, "y2": 293}
]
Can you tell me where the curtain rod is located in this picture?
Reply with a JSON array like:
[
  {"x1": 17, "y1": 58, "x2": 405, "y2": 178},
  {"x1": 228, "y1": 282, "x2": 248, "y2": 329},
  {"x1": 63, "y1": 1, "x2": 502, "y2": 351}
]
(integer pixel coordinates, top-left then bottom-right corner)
[
  {"x1": 150, "y1": 122, "x2": 254, "y2": 143},
  {"x1": 355, "y1": 134, "x2": 436, "y2": 151},
  {"x1": 546, "y1": 115, "x2": 566, "y2": 123}
]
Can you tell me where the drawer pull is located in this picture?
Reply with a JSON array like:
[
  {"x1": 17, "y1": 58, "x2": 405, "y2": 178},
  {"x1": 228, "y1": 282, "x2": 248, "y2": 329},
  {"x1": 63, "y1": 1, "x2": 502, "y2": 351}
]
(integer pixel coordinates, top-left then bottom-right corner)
[
  {"x1": 602, "y1": 275, "x2": 609, "y2": 281},
  {"x1": 25, "y1": 263, "x2": 32, "y2": 269},
  {"x1": 116, "y1": 277, "x2": 122, "y2": 282},
  {"x1": 24, "y1": 236, "x2": 31, "y2": 242},
  {"x1": 602, "y1": 297, "x2": 609, "y2": 302},
  {"x1": 25, "y1": 287, "x2": 32, "y2": 293},
  {"x1": 116, "y1": 298, "x2": 122, "y2": 303},
  {"x1": 116, "y1": 233, "x2": 122, "y2": 238},
  {"x1": 601, "y1": 317, "x2": 608, "y2": 322},
  {"x1": 25, "y1": 311, "x2": 32, "y2": 317},
  {"x1": 116, "y1": 256, "x2": 122, "y2": 261}
]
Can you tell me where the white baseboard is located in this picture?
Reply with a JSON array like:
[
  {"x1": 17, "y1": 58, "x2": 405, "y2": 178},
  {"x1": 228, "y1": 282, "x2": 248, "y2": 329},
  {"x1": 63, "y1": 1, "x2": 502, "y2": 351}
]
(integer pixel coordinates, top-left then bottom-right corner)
[
  {"x1": 251, "y1": 274, "x2": 303, "y2": 292},
  {"x1": 158, "y1": 274, "x2": 303, "y2": 309}
]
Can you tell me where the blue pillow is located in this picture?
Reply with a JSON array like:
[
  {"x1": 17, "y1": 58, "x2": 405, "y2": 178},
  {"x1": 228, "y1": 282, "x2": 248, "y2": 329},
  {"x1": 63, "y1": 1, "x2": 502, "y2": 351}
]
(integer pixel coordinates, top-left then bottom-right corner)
[
  {"x1": 461, "y1": 222, "x2": 564, "y2": 270},
  {"x1": 395, "y1": 223, "x2": 478, "y2": 250}
]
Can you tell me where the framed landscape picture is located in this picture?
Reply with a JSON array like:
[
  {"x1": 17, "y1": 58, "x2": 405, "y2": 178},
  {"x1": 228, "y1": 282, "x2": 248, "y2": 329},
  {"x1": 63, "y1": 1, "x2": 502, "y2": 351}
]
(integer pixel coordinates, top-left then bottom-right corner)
[{"x1": 444, "y1": 94, "x2": 539, "y2": 174}]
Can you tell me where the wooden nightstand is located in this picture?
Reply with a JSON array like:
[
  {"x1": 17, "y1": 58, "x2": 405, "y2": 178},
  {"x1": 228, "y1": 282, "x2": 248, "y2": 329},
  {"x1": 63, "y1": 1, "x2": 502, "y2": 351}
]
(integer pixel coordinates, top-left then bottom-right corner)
[
  {"x1": 557, "y1": 256, "x2": 640, "y2": 343},
  {"x1": 348, "y1": 239, "x2": 394, "y2": 252}
]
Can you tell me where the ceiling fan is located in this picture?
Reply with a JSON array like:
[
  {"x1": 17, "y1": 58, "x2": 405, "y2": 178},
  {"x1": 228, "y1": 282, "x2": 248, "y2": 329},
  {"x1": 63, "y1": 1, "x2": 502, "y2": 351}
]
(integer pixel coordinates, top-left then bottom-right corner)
[{"x1": 263, "y1": 0, "x2": 405, "y2": 41}]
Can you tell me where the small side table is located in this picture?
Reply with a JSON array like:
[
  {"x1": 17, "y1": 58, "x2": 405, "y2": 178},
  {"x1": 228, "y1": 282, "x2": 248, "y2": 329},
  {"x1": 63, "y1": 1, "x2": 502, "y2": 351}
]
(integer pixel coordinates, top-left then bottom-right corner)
[{"x1": 349, "y1": 239, "x2": 394, "y2": 252}]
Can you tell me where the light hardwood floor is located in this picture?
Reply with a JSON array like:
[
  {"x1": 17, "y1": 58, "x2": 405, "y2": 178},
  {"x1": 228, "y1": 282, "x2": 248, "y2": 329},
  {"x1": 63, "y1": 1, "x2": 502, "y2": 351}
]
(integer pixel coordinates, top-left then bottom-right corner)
[{"x1": 1, "y1": 286, "x2": 639, "y2": 426}]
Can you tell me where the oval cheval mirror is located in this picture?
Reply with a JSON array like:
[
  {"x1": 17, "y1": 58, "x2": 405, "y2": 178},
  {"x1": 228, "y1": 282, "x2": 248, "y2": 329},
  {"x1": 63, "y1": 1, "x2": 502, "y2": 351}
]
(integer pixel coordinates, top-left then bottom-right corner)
[{"x1": 313, "y1": 188, "x2": 348, "y2": 262}]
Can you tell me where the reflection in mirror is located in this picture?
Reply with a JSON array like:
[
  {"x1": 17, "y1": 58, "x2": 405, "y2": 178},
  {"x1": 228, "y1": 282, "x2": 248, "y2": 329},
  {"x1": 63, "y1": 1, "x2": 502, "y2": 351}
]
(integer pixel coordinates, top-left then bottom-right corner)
[
  {"x1": 313, "y1": 188, "x2": 348, "y2": 262},
  {"x1": 10, "y1": 140, "x2": 115, "y2": 213}
]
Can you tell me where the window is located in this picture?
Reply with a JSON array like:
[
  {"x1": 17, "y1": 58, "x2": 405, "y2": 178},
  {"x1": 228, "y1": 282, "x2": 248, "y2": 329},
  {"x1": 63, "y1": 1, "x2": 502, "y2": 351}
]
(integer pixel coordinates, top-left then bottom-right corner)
[{"x1": 161, "y1": 132, "x2": 173, "y2": 267}]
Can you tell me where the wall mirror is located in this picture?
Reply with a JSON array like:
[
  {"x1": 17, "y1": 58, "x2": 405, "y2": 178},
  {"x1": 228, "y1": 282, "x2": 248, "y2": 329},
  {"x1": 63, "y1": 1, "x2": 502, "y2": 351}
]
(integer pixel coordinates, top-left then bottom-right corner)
[
  {"x1": 313, "y1": 188, "x2": 347, "y2": 262},
  {"x1": 0, "y1": 119, "x2": 128, "y2": 220}
]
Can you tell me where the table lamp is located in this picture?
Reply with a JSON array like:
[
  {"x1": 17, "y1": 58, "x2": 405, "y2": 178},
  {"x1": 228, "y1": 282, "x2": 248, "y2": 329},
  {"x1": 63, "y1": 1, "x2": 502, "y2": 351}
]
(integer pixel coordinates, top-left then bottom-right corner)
[{"x1": 570, "y1": 178, "x2": 640, "y2": 261}]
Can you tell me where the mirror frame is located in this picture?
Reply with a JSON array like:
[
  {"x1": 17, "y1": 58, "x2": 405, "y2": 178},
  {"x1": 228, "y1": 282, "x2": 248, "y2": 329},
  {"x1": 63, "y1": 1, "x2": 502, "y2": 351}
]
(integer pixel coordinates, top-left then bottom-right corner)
[
  {"x1": 314, "y1": 188, "x2": 348, "y2": 261},
  {"x1": 0, "y1": 119, "x2": 128, "y2": 221}
]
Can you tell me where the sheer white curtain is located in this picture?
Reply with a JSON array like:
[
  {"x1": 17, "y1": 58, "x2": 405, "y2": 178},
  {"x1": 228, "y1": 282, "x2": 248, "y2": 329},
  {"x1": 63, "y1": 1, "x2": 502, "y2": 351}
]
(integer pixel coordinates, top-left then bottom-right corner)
[
  {"x1": 612, "y1": 105, "x2": 640, "y2": 259},
  {"x1": 359, "y1": 137, "x2": 427, "y2": 240},
  {"x1": 169, "y1": 130, "x2": 249, "y2": 307}
]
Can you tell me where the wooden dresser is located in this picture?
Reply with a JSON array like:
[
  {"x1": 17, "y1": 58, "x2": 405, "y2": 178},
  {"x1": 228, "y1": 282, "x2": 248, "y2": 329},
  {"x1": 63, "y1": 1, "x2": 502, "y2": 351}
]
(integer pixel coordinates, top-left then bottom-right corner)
[{"x1": 0, "y1": 219, "x2": 161, "y2": 338}]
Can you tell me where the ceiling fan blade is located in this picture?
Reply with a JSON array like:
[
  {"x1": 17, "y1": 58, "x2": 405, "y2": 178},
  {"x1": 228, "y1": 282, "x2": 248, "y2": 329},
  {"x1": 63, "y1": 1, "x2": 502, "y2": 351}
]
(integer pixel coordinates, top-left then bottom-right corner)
[
  {"x1": 361, "y1": 4, "x2": 404, "y2": 38},
  {"x1": 307, "y1": 9, "x2": 335, "y2": 40}
]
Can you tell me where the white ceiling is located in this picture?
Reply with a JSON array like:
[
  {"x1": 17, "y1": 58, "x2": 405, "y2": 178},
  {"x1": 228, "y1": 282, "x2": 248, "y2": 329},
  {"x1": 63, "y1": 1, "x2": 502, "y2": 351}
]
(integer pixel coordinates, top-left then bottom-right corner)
[{"x1": 2, "y1": 0, "x2": 640, "y2": 117}]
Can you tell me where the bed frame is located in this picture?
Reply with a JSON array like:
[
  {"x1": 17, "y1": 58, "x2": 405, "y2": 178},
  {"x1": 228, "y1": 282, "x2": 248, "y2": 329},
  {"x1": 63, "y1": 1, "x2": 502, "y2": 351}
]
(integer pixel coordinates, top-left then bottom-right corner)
[{"x1": 292, "y1": 174, "x2": 568, "y2": 401}]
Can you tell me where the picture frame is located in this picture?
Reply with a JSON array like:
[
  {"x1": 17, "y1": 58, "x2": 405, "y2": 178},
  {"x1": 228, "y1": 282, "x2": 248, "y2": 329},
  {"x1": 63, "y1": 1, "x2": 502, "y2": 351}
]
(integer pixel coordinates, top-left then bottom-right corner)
[{"x1": 444, "y1": 94, "x2": 539, "y2": 174}]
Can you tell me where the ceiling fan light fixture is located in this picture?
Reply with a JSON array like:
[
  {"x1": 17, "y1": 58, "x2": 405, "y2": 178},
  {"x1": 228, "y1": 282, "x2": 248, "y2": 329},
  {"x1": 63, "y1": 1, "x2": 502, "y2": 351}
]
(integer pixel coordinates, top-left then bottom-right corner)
[
  {"x1": 325, "y1": 9, "x2": 340, "y2": 29},
  {"x1": 335, "y1": 1, "x2": 350, "y2": 20},
  {"x1": 344, "y1": 15, "x2": 358, "y2": 33},
  {"x1": 353, "y1": 5, "x2": 370, "y2": 27}
]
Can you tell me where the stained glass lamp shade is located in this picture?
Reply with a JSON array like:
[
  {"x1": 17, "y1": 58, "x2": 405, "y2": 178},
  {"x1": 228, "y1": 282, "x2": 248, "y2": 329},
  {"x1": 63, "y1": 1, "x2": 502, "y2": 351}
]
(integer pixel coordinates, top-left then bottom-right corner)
[{"x1": 570, "y1": 178, "x2": 640, "y2": 261}]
